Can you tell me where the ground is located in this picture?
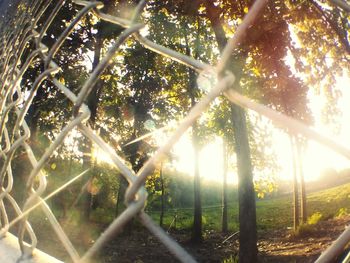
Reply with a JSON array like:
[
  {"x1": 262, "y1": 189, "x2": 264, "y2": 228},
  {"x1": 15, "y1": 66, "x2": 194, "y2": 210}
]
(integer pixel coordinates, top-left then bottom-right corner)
[
  {"x1": 258, "y1": 215, "x2": 350, "y2": 263},
  {"x1": 36, "y1": 214, "x2": 350, "y2": 262},
  {"x1": 100, "y1": 216, "x2": 350, "y2": 263}
]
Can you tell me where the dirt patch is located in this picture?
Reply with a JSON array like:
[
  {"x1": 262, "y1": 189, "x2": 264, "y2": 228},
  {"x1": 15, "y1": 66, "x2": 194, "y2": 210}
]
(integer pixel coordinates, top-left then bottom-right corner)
[
  {"x1": 99, "y1": 216, "x2": 350, "y2": 262},
  {"x1": 30, "y1": 215, "x2": 350, "y2": 262},
  {"x1": 259, "y1": 215, "x2": 350, "y2": 262},
  {"x1": 101, "y1": 230, "x2": 238, "y2": 263}
]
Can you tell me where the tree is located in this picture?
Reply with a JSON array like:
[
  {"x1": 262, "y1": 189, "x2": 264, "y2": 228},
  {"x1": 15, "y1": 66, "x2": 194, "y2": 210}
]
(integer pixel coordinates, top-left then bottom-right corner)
[
  {"x1": 296, "y1": 138, "x2": 307, "y2": 223},
  {"x1": 182, "y1": 18, "x2": 204, "y2": 242},
  {"x1": 203, "y1": 2, "x2": 258, "y2": 261},
  {"x1": 290, "y1": 135, "x2": 300, "y2": 230},
  {"x1": 150, "y1": 1, "x2": 282, "y2": 259},
  {"x1": 143, "y1": 5, "x2": 215, "y2": 241},
  {"x1": 222, "y1": 138, "x2": 228, "y2": 233},
  {"x1": 159, "y1": 163, "x2": 165, "y2": 227}
]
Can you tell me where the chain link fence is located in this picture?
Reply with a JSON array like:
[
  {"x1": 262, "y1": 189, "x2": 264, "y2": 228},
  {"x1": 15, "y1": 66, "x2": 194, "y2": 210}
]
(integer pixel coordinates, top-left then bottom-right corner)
[{"x1": 0, "y1": 0, "x2": 349, "y2": 262}]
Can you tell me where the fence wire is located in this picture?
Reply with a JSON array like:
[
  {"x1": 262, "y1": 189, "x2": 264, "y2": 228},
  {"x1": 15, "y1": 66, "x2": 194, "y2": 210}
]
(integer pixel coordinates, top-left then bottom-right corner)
[{"x1": 0, "y1": 0, "x2": 349, "y2": 262}]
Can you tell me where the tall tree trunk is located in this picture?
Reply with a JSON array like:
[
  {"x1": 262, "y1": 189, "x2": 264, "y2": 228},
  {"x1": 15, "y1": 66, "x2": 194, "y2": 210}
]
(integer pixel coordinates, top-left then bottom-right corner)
[
  {"x1": 159, "y1": 163, "x2": 165, "y2": 227},
  {"x1": 192, "y1": 123, "x2": 202, "y2": 242},
  {"x1": 81, "y1": 30, "x2": 103, "y2": 220},
  {"x1": 205, "y1": 2, "x2": 257, "y2": 261},
  {"x1": 290, "y1": 135, "x2": 300, "y2": 230},
  {"x1": 231, "y1": 103, "x2": 257, "y2": 263},
  {"x1": 297, "y1": 139, "x2": 307, "y2": 223},
  {"x1": 26, "y1": 64, "x2": 47, "y2": 155},
  {"x1": 222, "y1": 138, "x2": 228, "y2": 233},
  {"x1": 115, "y1": 175, "x2": 127, "y2": 217},
  {"x1": 183, "y1": 19, "x2": 203, "y2": 243},
  {"x1": 189, "y1": 68, "x2": 202, "y2": 242}
]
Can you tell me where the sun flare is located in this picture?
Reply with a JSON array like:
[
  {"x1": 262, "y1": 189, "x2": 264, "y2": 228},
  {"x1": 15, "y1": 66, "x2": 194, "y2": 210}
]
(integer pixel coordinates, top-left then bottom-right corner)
[
  {"x1": 173, "y1": 134, "x2": 237, "y2": 184},
  {"x1": 92, "y1": 147, "x2": 114, "y2": 165}
]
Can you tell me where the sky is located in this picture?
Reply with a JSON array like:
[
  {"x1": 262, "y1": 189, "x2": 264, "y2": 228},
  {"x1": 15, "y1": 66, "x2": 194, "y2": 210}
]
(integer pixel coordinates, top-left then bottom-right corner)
[
  {"x1": 171, "y1": 74, "x2": 350, "y2": 184},
  {"x1": 295, "y1": 75, "x2": 350, "y2": 180},
  {"x1": 173, "y1": 135, "x2": 230, "y2": 184}
]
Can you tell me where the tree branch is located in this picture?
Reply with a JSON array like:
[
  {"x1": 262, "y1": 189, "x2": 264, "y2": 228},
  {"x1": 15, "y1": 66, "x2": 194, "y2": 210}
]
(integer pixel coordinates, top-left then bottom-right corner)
[
  {"x1": 311, "y1": 0, "x2": 350, "y2": 54},
  {"x1": 329, "y1": 0, "x2": 350, "y2": 12}
]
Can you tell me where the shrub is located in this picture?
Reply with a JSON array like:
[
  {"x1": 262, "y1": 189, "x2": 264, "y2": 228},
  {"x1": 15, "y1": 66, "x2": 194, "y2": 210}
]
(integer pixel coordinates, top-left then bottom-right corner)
[
  {"x1": 294, "y1": 212, "x2": 323, "y2": 237},
  {"x1": 222, "y1": 255, "x2": 238, "y2": 263},
  {"x1": 307, "y1": 212, "x2": 323, "y2": 225},
  {"x1": 294, "y1": 223, "x2": 315, "y2": 237},
  {"x1": 336, "y1": 208, "x2": 349, "y2": 218}
]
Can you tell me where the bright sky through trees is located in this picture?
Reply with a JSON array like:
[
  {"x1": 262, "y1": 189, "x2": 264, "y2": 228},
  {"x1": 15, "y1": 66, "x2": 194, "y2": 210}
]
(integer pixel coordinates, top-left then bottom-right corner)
[
  {"x1": 274, "y1": 74, "x2": 350, "y2": 182},
  {"x1": 171, "y1": 75, "x2": 350, "y2": 184},
  {"x1": 173, "y1": 135, "x2": 236, "y2": 184},
  {"x1": 298, "y1": 75, "x2": 350, "y2": 180},
  {"x1": 92, "y1": 73, "x2": 350, "y2": 185}
]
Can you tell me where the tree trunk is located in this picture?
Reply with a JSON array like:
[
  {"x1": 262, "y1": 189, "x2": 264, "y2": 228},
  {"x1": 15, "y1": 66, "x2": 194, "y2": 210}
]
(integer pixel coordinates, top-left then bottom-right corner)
[
  {"x1": 189, "y1": 69, "x2": 202, "y2": 242},
  {"x1": 160, "y1": 163, "x2": 165, "y2": 227},
  {"x1": 205, "y1": 2, "x2": 257, "y2": 261},
  {"x1": 115, "y1": 175, "x2": 127, "y2": 217},
  {"x1": 222, "y1": 138, "x2": 228, "y2": 233},
  {"x1": 183, "y1": 19, "x2": 203, "y2": 243},
  {"x1": 81, "y1": 30, "x2": 103, "y2": 221},
  {"x1": 231, "y1": 103, "x2": 257, "y2": 263},
  {"x1": 192, "y1": 123, "x2": 202, "y2": 242},
  {"x1": 290, "y1": 135, "x2": 300, "y2": 230},
  {"x1": 25, "y1": 64, "x2": 47, "y2": 155},
  {"x1": 297, "y1": 139, "x2": 307, "y2": 223}
]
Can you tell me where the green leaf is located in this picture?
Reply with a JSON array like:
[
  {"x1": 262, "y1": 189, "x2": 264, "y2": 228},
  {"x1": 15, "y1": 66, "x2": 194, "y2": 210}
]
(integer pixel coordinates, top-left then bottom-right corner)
[{"x1": 51, "y1": 163, "x2": 57, "y2": 170}]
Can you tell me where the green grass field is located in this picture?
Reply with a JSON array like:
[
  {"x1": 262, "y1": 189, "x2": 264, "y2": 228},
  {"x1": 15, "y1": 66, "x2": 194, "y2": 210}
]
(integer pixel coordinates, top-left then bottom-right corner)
[{"x1": 148, "y1": 182, "x2": 350, "y2": 233}]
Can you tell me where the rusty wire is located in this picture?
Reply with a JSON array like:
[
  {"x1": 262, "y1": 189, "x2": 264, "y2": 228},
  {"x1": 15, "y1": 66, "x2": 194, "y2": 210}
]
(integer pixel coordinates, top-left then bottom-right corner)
[{"x1": 0, "y1": 0, "x2": 348, "y2": 262}]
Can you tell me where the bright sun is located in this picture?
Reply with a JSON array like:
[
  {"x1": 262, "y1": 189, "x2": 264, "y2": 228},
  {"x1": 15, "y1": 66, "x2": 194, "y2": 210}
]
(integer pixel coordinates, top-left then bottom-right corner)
[{"x1": 173, "y1": 134, "x2": 237, "y2": 184}]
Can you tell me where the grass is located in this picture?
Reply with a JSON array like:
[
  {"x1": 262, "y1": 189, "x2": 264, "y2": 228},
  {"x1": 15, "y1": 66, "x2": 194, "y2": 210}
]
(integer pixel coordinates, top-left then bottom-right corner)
[
  {"x1": 147, "y1": 182, "x2": 350, "y2": 233},
  {"x1": 23, "y1": 181, "x2": 350, "y2": 262}
]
